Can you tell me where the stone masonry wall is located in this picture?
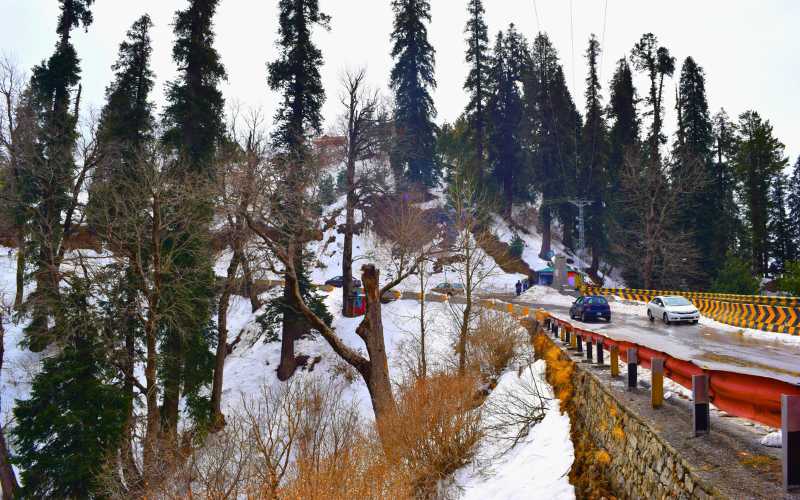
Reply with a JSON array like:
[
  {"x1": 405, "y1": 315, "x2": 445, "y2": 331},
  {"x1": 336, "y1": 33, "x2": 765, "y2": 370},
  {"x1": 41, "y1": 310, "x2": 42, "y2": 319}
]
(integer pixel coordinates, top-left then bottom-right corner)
[{"x1": 570, "y1": 365, "x2": 718, "y2": 499}]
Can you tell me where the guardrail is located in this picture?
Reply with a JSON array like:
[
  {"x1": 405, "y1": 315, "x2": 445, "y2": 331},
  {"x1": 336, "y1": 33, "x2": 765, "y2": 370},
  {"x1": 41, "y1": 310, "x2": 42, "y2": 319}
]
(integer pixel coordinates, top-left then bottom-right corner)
[{"x1": 581, "y1": 286, "x2": 800, "y2": 336}]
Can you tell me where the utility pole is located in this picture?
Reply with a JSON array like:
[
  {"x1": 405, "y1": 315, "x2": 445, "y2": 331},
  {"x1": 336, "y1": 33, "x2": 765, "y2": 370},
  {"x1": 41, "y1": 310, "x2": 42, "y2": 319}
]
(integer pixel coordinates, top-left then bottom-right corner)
[{"x1": 568, "y1": 198, "x2": 592, "y2": 257}]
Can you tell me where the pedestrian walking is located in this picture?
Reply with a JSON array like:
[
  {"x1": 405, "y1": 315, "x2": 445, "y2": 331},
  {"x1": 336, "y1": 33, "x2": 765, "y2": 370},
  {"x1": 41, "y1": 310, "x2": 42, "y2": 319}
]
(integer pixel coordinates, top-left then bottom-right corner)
[{"x1": 515, "y1": 280, "x2": 522, "y2": 296}]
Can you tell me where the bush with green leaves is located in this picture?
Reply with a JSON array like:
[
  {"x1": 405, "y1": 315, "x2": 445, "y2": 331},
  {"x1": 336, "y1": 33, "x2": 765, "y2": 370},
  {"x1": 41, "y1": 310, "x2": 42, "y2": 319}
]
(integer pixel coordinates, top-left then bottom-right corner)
[
  {"x1": 778, "y1": 261, "x2": 800, "y2": 295},
  {"x1": 509, "y1": 233, "x2": 525, "y2": 258},
  {"x1": 711, "y1": 254, "x2": 760, "y2": 294}
]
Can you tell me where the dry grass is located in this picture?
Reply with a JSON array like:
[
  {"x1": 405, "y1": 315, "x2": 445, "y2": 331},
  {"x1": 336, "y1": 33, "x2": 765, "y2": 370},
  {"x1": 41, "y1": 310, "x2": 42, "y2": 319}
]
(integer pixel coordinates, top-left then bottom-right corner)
[
  {"x1": 381, "y1": 372, "x2": 484, "y2": 498},
  {"x1": 468, "y1": 310, "x2": 527, "y2": 380}
]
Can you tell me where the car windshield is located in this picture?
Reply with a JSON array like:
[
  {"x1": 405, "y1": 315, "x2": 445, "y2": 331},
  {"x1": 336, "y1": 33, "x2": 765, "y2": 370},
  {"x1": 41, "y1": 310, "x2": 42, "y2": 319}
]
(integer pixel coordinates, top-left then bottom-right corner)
[
  {"x1": 585, "y1": 297, "x2": 607, "y2": 305},
  {"x1": 663, "y1": 296, "x2": 691, "y2": 306}
]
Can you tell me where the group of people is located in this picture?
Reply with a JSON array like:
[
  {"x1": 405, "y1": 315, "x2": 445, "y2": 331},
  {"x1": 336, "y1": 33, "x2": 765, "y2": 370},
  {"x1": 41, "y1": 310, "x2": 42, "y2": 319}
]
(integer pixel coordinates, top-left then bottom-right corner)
[{"x1": 515, "y1": 279, "x2": 531, "y2": 296}]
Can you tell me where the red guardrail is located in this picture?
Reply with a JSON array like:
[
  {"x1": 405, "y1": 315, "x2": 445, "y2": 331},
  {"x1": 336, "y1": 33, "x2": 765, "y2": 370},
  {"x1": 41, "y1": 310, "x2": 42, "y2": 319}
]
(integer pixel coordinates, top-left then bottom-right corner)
[{"x1": 548, "y1": 315, "x2": 800, "y2": 428}]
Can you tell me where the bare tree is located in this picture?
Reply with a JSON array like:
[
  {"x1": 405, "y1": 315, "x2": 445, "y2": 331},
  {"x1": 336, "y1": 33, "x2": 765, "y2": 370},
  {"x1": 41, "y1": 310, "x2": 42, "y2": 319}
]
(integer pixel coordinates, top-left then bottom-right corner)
[
  {"x1": 94, "y1": 148, "x2": 214, "y2": 487},
  {"x1": 617, "y1": 151, "x2": 704, "y2": 288},
  {"x1": 446, "y1": 167, "x2": 501, "y2": 375},
  {"x1": 338, "y1": 68, "x2": 387, "y2": 315},
  {"x1": 247, "y1": 156, "x2": 438, "y2": 425},
  {"x1": 0, "y1": 56, "x2": 29, "y2": 310},
  {"x1": 209, "y1": 107, "x2": 268, "y2": 430}
]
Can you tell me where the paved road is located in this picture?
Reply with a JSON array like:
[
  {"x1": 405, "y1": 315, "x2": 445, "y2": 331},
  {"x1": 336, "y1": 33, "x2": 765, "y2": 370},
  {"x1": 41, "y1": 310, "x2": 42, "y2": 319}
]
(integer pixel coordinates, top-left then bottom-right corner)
[{"x1": 509, "y1": 294, "x2": 800, "y2": 386}]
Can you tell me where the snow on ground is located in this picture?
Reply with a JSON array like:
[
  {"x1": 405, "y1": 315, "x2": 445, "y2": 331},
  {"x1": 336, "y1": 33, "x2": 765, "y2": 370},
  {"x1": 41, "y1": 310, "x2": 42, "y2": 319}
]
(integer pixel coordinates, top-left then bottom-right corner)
[
  {"x1": 454, "y1": 360, "x2": 574, "y2": 500},
  {"x1": 0, "y1": 249, "x2": 39, "y2": 428},
  {"x1": 219, "y1": 286, "x2": 457, "y2": 419}
]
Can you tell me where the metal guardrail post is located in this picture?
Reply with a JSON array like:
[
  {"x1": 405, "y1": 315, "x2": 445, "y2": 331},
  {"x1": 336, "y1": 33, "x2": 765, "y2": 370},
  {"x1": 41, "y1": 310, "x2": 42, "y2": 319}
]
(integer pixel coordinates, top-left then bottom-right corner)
[
  {"x1": 576, "y1": 334, "x2": 583, "y2": 353},
  {"x1": 692, "y1": 375, "x2": 710, "y2": 436},
  {"x1": 596, "y1": 339, "x2": 604, "y2": 365},
  {"x1": 586, "y1": 337, "x2": 593, "y2": 362},
  {"x1": 651, "y1": 358, "x2": 664, "y2": 408},
  {"x1": 783, "y1": 395, "x2": 800, "y2": 492},
  {"x1": 627, "y1": 348, "x2": 638, "y2": 390},
  {"x1": 610, "y1": 345, "x2": 619, "y2": 377}
]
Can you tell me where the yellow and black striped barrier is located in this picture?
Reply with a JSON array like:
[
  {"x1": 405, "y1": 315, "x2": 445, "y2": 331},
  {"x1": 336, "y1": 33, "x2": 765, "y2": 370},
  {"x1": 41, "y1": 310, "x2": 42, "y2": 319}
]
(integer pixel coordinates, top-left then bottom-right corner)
[
  {"x1": 581, "y1": 286, "x2": 799, "y2": 336},
  {"x1": 582, "y1": 285, "x2": 800, "y2": 308}
]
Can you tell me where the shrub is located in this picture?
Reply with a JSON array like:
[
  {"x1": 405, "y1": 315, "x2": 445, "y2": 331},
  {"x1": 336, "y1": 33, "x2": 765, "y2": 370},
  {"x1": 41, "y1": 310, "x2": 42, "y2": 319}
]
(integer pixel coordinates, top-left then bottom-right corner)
[
  {"x1": 509, "y1": 233, "x2": 525, "y2": 258},
  {"x1": 318, "y1": 172, "x2": 336, "y2": 206},
  {"x1": 711, "y1": 254, "x2": 760, "y2": 294},
  {"x1": 381, "y1": 373, "x2": 484, "y2": 497},
  {"x1": 778, "y1": 261, "x2": 800, "y2": 295},
  {"x1": 468, "y1": 309, "x2": 527, "y2": 380}
]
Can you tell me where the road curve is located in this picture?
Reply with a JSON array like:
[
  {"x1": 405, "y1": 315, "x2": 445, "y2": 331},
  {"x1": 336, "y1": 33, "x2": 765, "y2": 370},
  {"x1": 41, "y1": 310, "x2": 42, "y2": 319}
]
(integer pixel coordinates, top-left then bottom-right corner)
[{"x1": 511, "y1": 295, "x2": 800, "y2": 386}]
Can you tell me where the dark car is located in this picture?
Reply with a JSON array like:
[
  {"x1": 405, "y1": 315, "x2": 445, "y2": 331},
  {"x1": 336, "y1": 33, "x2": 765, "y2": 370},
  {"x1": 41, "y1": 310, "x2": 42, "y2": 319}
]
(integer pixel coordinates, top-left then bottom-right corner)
[
  {"x1": 325, "y1": 276, "x2": 362, "y2": 288},
  {"x1": 570, "y1": 295, "x2": 611, "y2": 322}
]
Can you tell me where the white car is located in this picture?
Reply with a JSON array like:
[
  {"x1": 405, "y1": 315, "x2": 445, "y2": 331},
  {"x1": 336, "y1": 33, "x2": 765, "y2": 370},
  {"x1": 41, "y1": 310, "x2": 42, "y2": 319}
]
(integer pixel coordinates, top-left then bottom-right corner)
[{"x1": 647, "y1": 295, "x2": 700, "y2": 325}]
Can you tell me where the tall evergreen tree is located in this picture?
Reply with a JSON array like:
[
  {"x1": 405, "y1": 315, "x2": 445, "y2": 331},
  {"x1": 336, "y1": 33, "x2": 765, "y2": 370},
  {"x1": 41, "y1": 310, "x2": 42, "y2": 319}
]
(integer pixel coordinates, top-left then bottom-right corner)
[
  {"x1": 267, "y1": 0, "x2": 332, "y2": 382},
  {"x1": 606, "y1": 58, "x2": 639, "y2": 196},
  {"x1": 710, "y1": 109, "x2": 744, "y2": 262},
  {"x1": 463, "y1": 0, "x2": 490, "y2": 173},
  {"x1": 524, "y1": 32, "x2": 581, "y2": 257},
  {"x1": 487, "y1": 27, "x2": 527, "y2": 216},
  {"x1": 788, "y1": 156, "x2": 800, "y2": 256},
  {"x1": 24, "y1": 0, "x2": 95, "y2": 350},
  {"x1": 12, "y1": 285, "x2": 126, "y2": 499},
  {"x1": 93, "y1": 14, "x2": 156, "y2": 194},
  {"x1": 768, "y1": 174, "x2": 796, "y2": 273},
  {"x1": 734, "y1": 111, "x2": 787, "y2": 275},
  {"x1": 630, "y1": 33, "x2": 674, "y2": 160},
  {"x1": 672, "y1": 57, "x2": 715, "y2": 286},
  {"x1": 390, "y1": 0, "x2": 439, "y2": 187},
  {"x1": 579, "y1": 35, "x2": 609, "y2": 276},
  {"x1": 162, "y1": 0, "x2": 227, "y2": 176},
  {"x1": 160, "y1": 0, "x2": 226, "y2": 438}
]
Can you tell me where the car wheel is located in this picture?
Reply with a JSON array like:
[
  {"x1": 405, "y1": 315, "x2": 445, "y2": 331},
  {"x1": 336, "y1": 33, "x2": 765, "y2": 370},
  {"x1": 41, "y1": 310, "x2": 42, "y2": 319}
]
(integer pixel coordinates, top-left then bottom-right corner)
[
  {"x1": 580, "y1": 312, "x2": 587, "y2": 322},
  {"x1": 692, "y1": 320, "x2": 699, "y2": 325},
  {"x1": 662, "y1": 313, "x2": 670, "y2": 325},
  {"x1": 647, "y1": 310, "x2": 654, "y2": 322}
]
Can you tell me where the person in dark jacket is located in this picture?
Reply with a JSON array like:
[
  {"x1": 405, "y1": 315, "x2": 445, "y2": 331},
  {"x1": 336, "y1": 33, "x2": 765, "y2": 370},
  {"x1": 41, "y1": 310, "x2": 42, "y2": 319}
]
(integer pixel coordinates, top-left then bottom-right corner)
[{"x1": 515, "y1": 280, "x2": 522, "y2": 296}]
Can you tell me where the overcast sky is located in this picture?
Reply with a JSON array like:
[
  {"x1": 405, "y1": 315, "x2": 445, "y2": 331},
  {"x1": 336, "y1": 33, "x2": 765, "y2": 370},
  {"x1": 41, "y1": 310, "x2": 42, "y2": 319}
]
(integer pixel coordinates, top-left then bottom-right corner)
[{"x1": 2, "y1": 0, "x2": 799, "y2": 163}]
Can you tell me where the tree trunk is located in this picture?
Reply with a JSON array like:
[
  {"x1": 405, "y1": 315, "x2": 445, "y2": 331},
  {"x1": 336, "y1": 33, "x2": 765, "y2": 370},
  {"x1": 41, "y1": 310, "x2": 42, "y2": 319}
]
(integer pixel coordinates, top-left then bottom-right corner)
[
  {"x1": 539, "y1": 206, "x2": 552, "y2": 260},
  {"x1": 210, "y1": 251, "x2": 241, "y2": 429},
  {"x1": 342, "y1": 146, "x2": 357, "y2": 316},
  {"x1": 143, "y1": 328, "x2": 160, "y2": 479},
  {"x1": 418, "y1": 265, "x2": 427, "y2": 379},
  {"x1": 121, "y1": 278, "x2": 141, "y2": 488},
  {"x1": 13, "y1": 230, "x2": 24, "y2": 311},
  {"x1": 0, "y1": 317, "x2": 19, "y2": 499},
  {"x1": 357, "y1": 265, "x2": 397, "y2": 425},
  {"x1": 237, "y1": 255, "x2": 259, "y2": 312},
  {"x1": 161, "y1": 329, "x2": 182, "y2": 442},
  {"x1": 277, "y1": 253, "x2": 305, "y2": 381}
]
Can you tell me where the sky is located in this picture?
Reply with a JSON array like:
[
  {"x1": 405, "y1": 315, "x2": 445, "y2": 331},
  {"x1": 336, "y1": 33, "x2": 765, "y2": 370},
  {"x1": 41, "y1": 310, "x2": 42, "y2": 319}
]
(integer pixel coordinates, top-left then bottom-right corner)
[{"x1": 2, "y1": 0, "x2": 799, "y2": 163}]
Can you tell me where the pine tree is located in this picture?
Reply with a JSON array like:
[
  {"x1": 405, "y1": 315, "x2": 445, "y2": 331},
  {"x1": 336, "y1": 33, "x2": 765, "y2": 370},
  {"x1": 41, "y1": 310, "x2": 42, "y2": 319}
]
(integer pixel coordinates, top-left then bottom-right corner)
[
  {"x1": 487, "y1": 28, "x2": 526, "y2": 216},
  {"x1": 788, "y1": 156, "x2": 800, "y2": 256},
  {"x1": 524, "y1": 32, "x2": 581, "y2": 257},
  {"x1": 24, "y1": 0, "x2": 95, "y2": 350},
  {"x1": 92, "y1": 14, "x2": 155, "y2": 210},
  {"x1": 90, "y1": 13, "x2": 156, "y2": 475},
  {"x1": 734, "y1": 111, "x2": 788, "y2": 275},
  {"x1": 579, "y1": 35, "x2": 609, "y2": 276},
  {"x1": 672, "y1": 57, "x2": 715, "y2": 286},
  {"x1": 162, "y1": 0, "x2": 227, "y2": 177},
  {"x1": 606, "y1": 58, "x2": 639, "y2": 196},
  {"x1": 390, "y1": 0, "x2": 439, "y2": 187},
  {"x1": 12, "y1": 286, "x2": 126, "y2": 499},
  {"x1": 160, "y1": 0, "x2": 226, "y2": 437},
  {"x1": 710, "y1": 109, "x2": 744, "y2": 265},
  {"x1": 267, "y1": 0, "x2": 332, "y2": 381},
  {"x1": 768, "y1": 174, "x2": 795, "y2": 273},
  {"x1": 630, "y1": 33, "x2": 674, "y2": 160},
  {"x1": 463, "y1": 0, "x2": 490, "y2": 173}
]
